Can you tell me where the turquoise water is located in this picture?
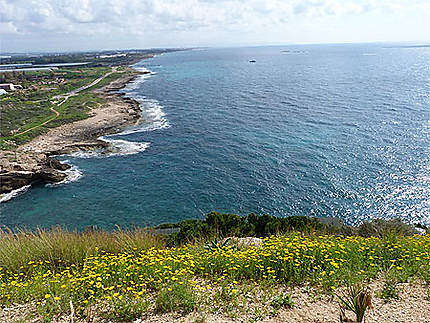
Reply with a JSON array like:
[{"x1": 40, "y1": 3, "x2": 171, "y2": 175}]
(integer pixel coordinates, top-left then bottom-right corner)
[{"x1": 2, "y1": 44, "x2": 430, "y2": 229}]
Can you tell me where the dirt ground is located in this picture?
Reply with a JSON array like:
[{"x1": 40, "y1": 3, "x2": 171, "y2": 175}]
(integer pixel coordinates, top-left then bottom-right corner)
[{"x1": 1, "y1": 281, "x2": 428, "y2": 323}]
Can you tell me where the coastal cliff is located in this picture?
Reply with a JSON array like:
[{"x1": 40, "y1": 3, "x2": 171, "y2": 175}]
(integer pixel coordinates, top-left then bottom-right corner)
[{"x1": 0, "y1": 69, "x2": 146, "y2": 195}]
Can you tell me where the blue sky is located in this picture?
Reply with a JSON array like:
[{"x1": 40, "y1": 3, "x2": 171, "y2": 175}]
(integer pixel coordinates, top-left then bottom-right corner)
[{"x1": 1, "y1": 0, "x2": 429, "y2": 52}]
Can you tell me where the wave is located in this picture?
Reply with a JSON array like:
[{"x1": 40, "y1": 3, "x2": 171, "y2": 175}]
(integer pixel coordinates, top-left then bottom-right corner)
[
  {"x1": 0, "y1": 185, "x2": 31, "y2": 203},
  {"x1": 46, "y1": 163, "x2": 83, "y2": 187},
  {"x1": 102, "y1": 138, "x2": 150, "y2": 156},
  {"x1": 1, "y1": 65, "x2": 161, "y2": 202},
  {"x1": 68, "y1": 138, "x2": 150, "y2": 158},
  {"x1": 118, "y1": 98, "x2": 170, "y2": 135},
  {"x1": 116, "y1": 66, "x2": 170, "y2": 135}
]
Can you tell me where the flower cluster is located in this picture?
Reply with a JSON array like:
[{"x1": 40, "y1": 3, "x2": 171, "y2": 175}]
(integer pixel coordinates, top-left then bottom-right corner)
[{"x1": 0, "y1": 233, "x2": 429, "y2": 308}]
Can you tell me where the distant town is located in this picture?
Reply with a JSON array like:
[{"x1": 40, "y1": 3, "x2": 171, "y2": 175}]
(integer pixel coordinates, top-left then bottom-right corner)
[
  {"x1": 0, "y1": 48, "x2": 182, "y2": 95},
  {"x1": 0, "y1": 48, "x2": 184, "y2": 150}
]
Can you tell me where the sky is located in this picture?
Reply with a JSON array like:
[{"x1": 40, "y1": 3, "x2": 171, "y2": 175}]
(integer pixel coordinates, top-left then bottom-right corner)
[{"x1": 1, "y1": 0, "x2": 429, "y2": 53}]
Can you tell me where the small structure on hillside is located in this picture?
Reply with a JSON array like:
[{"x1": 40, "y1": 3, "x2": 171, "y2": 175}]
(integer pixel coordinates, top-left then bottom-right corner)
[{"x1": 0, "y1": 83, "x2": 22, "y2": 91}]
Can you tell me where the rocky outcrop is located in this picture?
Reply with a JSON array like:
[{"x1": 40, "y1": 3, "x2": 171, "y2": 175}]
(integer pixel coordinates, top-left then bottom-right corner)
[
  {"x1": 222, "y1": 237, "x2": 263, "y2": 248},
  {"x1": 0, "y1": 152, "x2": 70, "y2": 194},
  {"x1": 51, "y1": 141, "x2": 109, "y2": 155},
  {"x1": 0, "y1": 70, "x2": 144, "y2": 197}
]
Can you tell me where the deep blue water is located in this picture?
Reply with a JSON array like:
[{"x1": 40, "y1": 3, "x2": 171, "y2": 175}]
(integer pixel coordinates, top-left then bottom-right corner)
[{"x1": 2, "y1": 44, "x2": 430, "y2": 229}]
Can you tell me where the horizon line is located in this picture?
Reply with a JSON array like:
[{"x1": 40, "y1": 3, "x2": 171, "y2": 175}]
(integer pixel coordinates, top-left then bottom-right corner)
[{"x1": 2, "y1": 40, "x2": 430, "y2": 55}]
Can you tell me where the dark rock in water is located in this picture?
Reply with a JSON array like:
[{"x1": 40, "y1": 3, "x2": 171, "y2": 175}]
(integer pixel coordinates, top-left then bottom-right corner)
[
  {"x1": 0, "y1": 165, "x2": 67, "y2": 194},
  {"x1": 38, "y1": 168, "x2": 67, "y2": 183},
  {"x1": 49, "y1": 158, "x2": 71, "y2": 171},
  {"x1": 0, "y1": 152, "x2": 70, "y2": 194},
  {"x1": 0, "y1": 171, "x2": 34, "y2": 193}
]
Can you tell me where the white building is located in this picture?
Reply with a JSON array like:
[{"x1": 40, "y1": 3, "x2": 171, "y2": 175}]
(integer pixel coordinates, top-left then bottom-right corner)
[{"x1": 0, "y1": 83, "x2": 22, "y2": 91}]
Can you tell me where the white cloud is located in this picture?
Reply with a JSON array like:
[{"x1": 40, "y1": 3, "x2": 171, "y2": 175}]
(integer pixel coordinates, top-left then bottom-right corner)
[{"x1": 0, "y1": 0, "x2": 429, "y2": 51}]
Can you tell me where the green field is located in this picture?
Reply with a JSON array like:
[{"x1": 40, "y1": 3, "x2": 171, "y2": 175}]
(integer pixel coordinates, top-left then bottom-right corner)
[{"x1": 0, "y1": 67, "x2": 132, "y2": 150}]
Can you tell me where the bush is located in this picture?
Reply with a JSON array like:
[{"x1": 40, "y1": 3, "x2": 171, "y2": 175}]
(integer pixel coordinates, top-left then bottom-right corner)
[
  {"x1": 379, "y1": 280, "x2": 400, "y2": 302},
  {"x1": 155, "y1": 284, "x2": 198, "y2": 314},
  {"x1": 166, "y1": 212, "x2": 326, "y2": 245},
  {"x1": 271, "y1": 293, "x2": 293, "y2": 312},
  {"x1": 357, "y1": 218, "x2": 418, "y2": 238}
]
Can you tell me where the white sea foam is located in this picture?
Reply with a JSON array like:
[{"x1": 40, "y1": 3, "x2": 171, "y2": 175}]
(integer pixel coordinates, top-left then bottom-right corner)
[
  {"x1": 0, "y1": 185, "x2": 31, "y2": 203},
  {"x1": 101, "y1": 138, "x2": 150, "y2": 156},
  {"x1": 119, "y1": 66, "x2": 169, "y2": 134},
  {"x1": 46, "y1": 163, "x2": 83, "y2": 187},
  {"x1": 68, "y1": 138, "x2": 150, "y2": 158},
  {"x1": 134, "y1": 67, "x2": 152, "y2": 73},
  {"x1": 1, "y1": 66, "x2": 160, "y2": 202},
  {"x1": 119, "y1": 98, "x2": 170, "y2": 135}
]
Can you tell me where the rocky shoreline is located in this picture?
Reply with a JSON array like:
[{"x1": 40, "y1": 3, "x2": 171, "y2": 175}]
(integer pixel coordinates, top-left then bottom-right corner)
[{"x1": 0, "y1": 69, "x2": 147, "y2": 196}]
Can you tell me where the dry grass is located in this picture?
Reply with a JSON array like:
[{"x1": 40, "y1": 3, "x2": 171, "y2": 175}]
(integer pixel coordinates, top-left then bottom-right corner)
[{"x1": 0, "y1": 227, "x2": 165, "y2": 273}]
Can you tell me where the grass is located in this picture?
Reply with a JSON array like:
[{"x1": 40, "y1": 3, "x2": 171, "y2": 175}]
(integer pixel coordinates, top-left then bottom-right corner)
[
  {"x1": 103, "y1": 297, "x2": 149, "y2": 321},
  {"x1": 0, "y1": 67, "x2": 135, "y2": 149},
  {"x1": 0, "y1": 225, "x2": 429, "y2": 321},
  {"x1": 337, "y1": 284, "x2": 372, "y2": 323},
  {"x1": 0, "y1": 227, "x2": 165, "y2": 273},
  {"x1": 270, "y1": 293, "x2": 294, "y2": 313},
  {"x1": 155, "y1": 283, "x2": 199, "y2": 314},
  {"x1": 379, "y1": 278, "x2": 400, "y2": 302}
]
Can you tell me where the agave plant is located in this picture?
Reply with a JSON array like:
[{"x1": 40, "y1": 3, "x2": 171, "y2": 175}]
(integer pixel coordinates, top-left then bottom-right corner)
[
  {"x1": 337, "y1": 284, "x2": 372, "y2": 323},
  {"x1": 204, "y1": 237, "x2": 233, "y2": 252}
]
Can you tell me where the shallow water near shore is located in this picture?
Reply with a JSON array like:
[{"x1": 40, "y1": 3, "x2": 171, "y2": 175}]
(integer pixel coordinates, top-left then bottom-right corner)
[{"x1": 1, "y1": 44, "x2": 430, "y2": 229}]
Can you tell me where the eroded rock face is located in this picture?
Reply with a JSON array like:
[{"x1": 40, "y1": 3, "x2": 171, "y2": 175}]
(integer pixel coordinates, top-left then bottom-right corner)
[
  {"x1": 0, "y1": 171, "x2": 34, "y2": 193},
  {"x1": 0, "y1": 151, "x2": 68, "y2": 194},
  {"x1": 0, "y1": 71, "x2": 144, "y2": 196}
]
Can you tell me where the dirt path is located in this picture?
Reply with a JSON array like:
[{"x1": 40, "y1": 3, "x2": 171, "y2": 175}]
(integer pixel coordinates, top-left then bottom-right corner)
[
  {"x1": 12, "y1": 67, "x2": 117, "y2": 138},
  {"x1": 13, "y1": 106, "x2": 60, "y2": 137},
  {"x1": 53, "y1": 66, "x2": 117, "y2": 101},
  {"x1": 18, "y1": 70, "x2": 142, "y2": 155}
]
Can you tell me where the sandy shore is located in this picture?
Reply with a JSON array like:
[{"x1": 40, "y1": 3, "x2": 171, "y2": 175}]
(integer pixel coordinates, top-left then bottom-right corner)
[
  {"x1": 0, "y1": 70, "x2": 144, "y2": 195},
  {"x1": 20, "y1": 73, "x2": 142, "y2": 155}
]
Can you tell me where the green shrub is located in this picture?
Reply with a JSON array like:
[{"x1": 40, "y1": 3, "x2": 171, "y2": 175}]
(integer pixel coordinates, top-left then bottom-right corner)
[
  {"x1": 155, "y1": 284, "x2": 198, "y2": 314},
  {"x1": 379, "y1": 280, "x2": 400, "y2": 302},
  {"x1": 358, "y1": 218, "x2": 418, "y2": 238},
  {"x1": 103, "y1": 297, "x2": 149, "y2": 322},
  {"x1": 271, "y1": 293, "x2": 293, "y2": 312},
  {"x1": 166, "y1": 212, "x2": 326, "y2": 245}
]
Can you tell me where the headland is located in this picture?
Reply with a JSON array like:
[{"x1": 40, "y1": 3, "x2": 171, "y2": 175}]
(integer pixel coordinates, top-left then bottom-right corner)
[{"x1": 0, "y1": 50, "x2": 180, "y2": 198}]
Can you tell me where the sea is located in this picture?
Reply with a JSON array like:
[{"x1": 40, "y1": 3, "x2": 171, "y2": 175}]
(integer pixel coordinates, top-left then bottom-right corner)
[{"x1": 1, "y1": 43, "x2": 430, "y2": 229}]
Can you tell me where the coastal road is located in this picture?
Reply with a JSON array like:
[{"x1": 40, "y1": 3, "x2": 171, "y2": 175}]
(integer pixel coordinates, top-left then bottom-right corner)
[
  {"x1": 52, "y1": 66, "x2": 118, "y2": 103},
  {"x1": 13, "y1": 67, "x2": 118, "y2": 138}
]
